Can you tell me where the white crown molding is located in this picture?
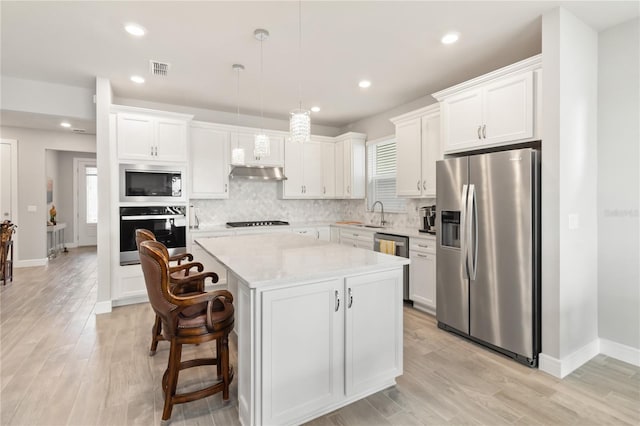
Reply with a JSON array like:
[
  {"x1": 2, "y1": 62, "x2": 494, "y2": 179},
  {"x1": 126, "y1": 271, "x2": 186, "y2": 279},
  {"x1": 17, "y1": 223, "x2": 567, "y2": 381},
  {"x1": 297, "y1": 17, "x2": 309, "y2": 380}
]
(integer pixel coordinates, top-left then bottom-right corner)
[
  {"x1": 334, "y1": 131, "x2": 367, "y2": 142},
  {"x1": 431, "y1": 54, "x2": 542, "y2": 101},
  {"x1": 110, "y1": 104, "x2": 194, "y2": 121},
  {"x1": 389, "y1": 103, "x2": 440, "y2": 124}
]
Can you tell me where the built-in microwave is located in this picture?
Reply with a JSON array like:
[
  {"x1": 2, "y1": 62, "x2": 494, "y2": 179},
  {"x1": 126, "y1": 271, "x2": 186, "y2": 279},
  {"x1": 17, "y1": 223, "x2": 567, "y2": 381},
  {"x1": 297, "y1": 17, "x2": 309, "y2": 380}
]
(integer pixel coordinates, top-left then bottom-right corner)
[{"x1": 119, "y1": 164, "x2": 186, "y2": 203}]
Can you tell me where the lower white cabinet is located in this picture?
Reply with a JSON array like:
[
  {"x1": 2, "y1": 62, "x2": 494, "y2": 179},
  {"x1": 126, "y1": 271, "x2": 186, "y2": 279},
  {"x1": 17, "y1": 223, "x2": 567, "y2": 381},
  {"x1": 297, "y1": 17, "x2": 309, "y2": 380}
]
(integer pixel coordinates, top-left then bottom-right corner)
[
  {"x1": 339, "y1": 228, "x2": 374, "y2": 250},
  {"x1": 259, "y1": 269, "x2": 403, "y2": 425},
  {"x1": 292, "y1": 226, "x2": 331, "y2": 241},
  {"x1": 409, "y1": 238, "x2": 436, "y2": 314}
]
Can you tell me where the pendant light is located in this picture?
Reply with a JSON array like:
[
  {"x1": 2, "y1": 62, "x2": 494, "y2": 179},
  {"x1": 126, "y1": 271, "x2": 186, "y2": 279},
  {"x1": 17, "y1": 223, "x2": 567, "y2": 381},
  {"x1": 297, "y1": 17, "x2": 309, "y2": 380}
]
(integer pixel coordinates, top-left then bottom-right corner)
[
  {"x1": 289, "y1": 0, "x2": 310, "y2": 143},
  {"x1": 254, "y1": 29, "x2": 270, "y2": 157},
  {"x1": 231, "y1": 63, "x2": 246, "y2": 165}
]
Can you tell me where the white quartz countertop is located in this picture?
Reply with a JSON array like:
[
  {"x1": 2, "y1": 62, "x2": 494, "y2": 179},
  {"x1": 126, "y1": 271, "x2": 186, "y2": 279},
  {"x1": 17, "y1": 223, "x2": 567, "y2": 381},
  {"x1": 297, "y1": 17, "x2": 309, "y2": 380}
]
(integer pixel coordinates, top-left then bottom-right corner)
[{"x1": 196, "y1": 233, "x2": 409, "y2": 289}]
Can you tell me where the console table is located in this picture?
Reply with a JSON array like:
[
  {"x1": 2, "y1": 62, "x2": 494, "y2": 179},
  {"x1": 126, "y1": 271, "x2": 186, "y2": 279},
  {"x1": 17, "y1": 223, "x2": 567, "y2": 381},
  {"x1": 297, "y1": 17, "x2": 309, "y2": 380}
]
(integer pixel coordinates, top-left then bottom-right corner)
[{"x1": 47, "y1": 222, "x2": 67, "y2": 258}]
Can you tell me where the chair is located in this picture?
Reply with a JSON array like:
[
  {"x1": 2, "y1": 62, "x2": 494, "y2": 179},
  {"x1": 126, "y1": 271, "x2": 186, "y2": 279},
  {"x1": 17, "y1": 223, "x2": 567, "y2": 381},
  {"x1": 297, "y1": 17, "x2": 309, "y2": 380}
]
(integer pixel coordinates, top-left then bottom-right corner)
[
  {"x1": 139, "y1": 240, "x2": 234, "y2": 421},
  {"x1": 135, "y1": 228, "x2": 214, "y2": 355},
  {"x1": 1, "y1": 221, "x2": 16, "y2": 285}
]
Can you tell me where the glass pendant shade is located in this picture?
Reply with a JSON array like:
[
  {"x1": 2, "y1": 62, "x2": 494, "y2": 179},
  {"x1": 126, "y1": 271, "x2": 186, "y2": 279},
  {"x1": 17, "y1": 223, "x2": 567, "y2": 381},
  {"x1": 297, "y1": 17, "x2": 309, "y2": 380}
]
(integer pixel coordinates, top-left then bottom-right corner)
[
  {"x1": 254, "y1": 133, "x2": 270, "y2": 157},
  {"x1": 232, "y1": 147, "x2": 245, "y2": 165},
  {"x1": 289, "y1": 109, "x2": 311, "y2": 143}
]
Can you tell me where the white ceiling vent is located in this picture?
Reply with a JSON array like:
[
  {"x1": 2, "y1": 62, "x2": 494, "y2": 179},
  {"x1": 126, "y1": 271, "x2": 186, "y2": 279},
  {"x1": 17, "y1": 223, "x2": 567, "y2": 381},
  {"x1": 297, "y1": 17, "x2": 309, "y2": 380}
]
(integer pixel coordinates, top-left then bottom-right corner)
[
  {"x1": 150, "y1": 60, "x2": 170, "y2": 76},
  {"x1": 71, "y1": 128, "x2": 86, "y2": 133}
]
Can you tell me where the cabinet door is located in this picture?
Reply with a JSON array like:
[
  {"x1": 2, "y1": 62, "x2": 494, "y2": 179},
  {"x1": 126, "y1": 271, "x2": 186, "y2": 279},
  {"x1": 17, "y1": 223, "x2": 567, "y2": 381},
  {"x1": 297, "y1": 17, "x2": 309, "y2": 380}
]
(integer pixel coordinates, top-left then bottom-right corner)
[
  {"x1": 117, "y1": 113, "x2": 154, "y2": 160},
  {"x1": 156, "y1": 118, "x2": 188, "y2": 162},
  {"x1": 442, "y1": 88, "x2": 483, "y2": 153},
  {"x1": 350, "y1": 140, "x2": 366, "y2": 199},
  {"x1": 291, "y1": 226, "x2": 316, "y2": 238},
  {"x1": 340, "y1": 236, "x2": 356, "y2": 248},
  {"x1": 334, "y1": 140, "x2": 345, "y2": 198},
  {"x1": 257, "y1": 134, "x2": 285, "y2": 166},
  {"x1": 410, "y1": 251, "x2": 436, "y2": 311},
  {"x1": 189, "y1": 127, "x2": 229, "y2": 199},
  {"x1": 342, "y1": 140, "x2": 352, "y2": 197},
  {"x1": 483, "y1": 71, "x2": 533, "y2": 145},
  {"x1": 317, "y1": 226, "x2": 331, "y2": 241},
  {"x1": 345, "y1": 269, "x2": 403, "y2": 396},
  {"x1": 302, "y1": 142, "x2": 324, "y2": 197},
  {"x1": 262, "y1": 279, "x2": 344, "y2": 425},
  {"x1": 395, "y1": 118, "x2": 422, "y2": 197},
  {"x1": 321, "y1": 143, "x2": 336, "y2": 198},
  {"x1": 355, "y1": 238, "x2": 374, "y2": 251},
  {"x1": 283, "y1": 140, "x2": 304, "y2": 197},
  {"x1": 421, "y1": 114, "x2": 441, "y2": 197}
]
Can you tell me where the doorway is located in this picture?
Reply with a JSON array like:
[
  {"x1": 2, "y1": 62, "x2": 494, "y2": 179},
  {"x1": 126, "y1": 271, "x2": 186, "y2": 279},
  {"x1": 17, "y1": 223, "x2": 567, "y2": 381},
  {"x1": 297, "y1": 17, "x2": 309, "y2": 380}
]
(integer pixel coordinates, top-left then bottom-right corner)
[
  {"x1": 74, "y1": 158, "x2": 98, "y2": 246},
  {"x1": 0, "y1": 139, "x2": 18, "y2": 254}
]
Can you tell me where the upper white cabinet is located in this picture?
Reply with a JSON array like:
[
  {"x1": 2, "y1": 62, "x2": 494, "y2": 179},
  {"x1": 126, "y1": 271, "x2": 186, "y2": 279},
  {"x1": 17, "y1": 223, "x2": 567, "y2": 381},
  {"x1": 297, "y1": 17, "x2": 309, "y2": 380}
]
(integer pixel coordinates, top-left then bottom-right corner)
[
  {"x1": 433, "y1": 55, "x2": 541, "y2": 154},
  {"x1": 115, "y1": 109, "x2": 192, "y2": 162},
  {"x1": 283, "y1": 140, "x2": 324, "y2": 198},
  {"x1": 232, "y1": 131, "x2": 284, "y2": 166},
  {"x1": 335, "y1": 133, "x2": 366, "y2": 199},
  {"x1": 391, "y1": 105, "x2": 441, "y2": 198},
  {"x1": 321, "y1": 143, "x2": 336, "y2": 198},
  {"x1": 189, "y1": 122, "x2": 230, "y2": 199}
]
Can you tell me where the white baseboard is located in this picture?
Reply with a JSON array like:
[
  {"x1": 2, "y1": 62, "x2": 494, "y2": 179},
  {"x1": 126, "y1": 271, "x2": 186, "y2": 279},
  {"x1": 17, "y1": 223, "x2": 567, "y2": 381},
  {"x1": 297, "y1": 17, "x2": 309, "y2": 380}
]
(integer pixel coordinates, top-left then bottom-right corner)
[
  {"x1": 600, "y1": 338, "x2": 640, "y2": 367},
  {"x1": 539, "y1": 338, "x2": 600, "y2": 378},
  {"x1": 94, "y1": 300, "x2": 112, "y2": 314},
  {"x1": 14, "y1": 258, "x2": 48, "y2": 268},
  {"x1": 65, "y1": 242, "x2": 79, "y2": 249}
]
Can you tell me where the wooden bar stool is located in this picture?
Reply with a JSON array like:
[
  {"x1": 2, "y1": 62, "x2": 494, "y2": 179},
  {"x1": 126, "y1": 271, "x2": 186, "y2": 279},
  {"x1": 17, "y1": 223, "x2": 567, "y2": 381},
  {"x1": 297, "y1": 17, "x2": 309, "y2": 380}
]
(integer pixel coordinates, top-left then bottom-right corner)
[{"x1": 139, "y1": 240, "x2": 234, "y2": 421}]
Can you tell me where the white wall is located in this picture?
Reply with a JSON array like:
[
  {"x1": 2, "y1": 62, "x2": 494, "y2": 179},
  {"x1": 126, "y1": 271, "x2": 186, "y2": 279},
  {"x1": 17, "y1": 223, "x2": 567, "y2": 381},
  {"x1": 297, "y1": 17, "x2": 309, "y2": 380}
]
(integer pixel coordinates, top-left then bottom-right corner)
[
  {"x1": 0, "y1": 126, "x2": 96, "y2": 262},
  {"x1": 113, "y1": 96, "x2": 342, "y2": 138},
  {"x1": 540, "y1": 7, "x2": 599, "y2": 377},
  {"x1": 597, "y1": 18, "x2": 640, "y2": 351},
  {"x1": 44, "y1": 149, "x2": 59, "y2": 220}
]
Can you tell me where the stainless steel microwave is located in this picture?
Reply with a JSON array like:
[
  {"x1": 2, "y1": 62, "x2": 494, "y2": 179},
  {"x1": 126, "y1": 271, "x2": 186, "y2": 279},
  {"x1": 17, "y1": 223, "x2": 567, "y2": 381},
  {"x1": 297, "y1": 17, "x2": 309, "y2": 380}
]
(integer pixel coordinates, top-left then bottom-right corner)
[{"x1": 119, "y1": 164, "x2": 186, "y2": 203}]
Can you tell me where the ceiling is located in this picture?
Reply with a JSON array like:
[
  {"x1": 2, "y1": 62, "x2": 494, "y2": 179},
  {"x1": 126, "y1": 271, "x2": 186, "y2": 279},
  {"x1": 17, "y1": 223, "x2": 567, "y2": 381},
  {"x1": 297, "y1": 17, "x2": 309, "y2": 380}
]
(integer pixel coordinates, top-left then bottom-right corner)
[{"x1": 1, "y1": 1, "x2": 638, "y2": 130}]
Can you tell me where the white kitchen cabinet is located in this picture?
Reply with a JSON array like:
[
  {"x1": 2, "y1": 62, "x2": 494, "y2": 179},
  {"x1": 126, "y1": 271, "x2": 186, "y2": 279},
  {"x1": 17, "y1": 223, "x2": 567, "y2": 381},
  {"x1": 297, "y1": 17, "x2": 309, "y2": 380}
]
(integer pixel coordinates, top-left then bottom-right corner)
[
  {"x1": 317, "y1": 226, "x2": 330, "y2": 241},
  {"x1": 321, "y1": 143, "x2": 336, "y2": 198},
  {"x1": 345, "y1": 269, "x2": 403, "y2": 396},
  {"x1": 433, "y1": 55, "x2": 541, "y2": 154},
  {"x1": 391, "y1": 105, "x2": 441, "y2": 198},
  {"x1": 189, "y1": 123, "x2": 230, "y2": 199},
  {"x1": 261, "y1": 279, "x2": 344, "y2": 425},
  {"x1": 334, "y1": 133, "x2": 366, "y2": 199},
  {"x1": 291, "y1": 226, "x2": 331, "y2": 241},
  {"x1": 339, "y1": 228, "x2": 374, "y2": 250},
  {"x1": 233, "y1": 131, "x2": 284, "y2": 166},
  {"x1": 409, "y1": 238, "x2": 436, "y2": 315},
  {"x1": 259, "y1": 268, "x2": 403, "y2": 425},
  {"x1": 283, "y1": 140, "x2": 324, "y2": 198},
  {"x1": 116, "y1": 110, "x2": 191, "y2": 162}
]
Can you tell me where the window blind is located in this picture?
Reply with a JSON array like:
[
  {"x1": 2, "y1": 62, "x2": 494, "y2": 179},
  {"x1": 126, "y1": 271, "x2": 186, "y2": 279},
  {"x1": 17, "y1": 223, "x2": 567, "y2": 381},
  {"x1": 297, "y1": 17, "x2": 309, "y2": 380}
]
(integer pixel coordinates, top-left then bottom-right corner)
[{"x1": 367, "y1": 139, "x2": 406, "y2": 213}]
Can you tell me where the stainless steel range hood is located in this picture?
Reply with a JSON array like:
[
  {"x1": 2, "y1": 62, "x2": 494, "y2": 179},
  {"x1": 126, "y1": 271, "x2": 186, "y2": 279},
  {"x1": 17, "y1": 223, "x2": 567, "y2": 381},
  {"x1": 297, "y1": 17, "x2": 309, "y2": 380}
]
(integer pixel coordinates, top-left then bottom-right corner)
[{"x1": 229, "y1": 165, "x2": 288, "y2": 181}]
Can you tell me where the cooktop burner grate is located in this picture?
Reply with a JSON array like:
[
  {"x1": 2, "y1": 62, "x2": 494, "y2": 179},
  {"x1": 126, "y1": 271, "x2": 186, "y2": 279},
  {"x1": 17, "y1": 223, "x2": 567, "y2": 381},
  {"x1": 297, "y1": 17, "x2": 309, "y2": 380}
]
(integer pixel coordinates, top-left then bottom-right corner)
[{"x1": 226, "y1": 220, "x2": 290, "y2": 228}]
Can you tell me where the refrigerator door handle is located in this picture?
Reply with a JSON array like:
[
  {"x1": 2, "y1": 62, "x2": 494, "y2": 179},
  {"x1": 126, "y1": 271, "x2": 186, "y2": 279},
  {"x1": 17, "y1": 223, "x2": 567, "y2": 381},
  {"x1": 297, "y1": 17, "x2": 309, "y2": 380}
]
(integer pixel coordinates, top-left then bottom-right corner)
[
  {"x1": 467, "y1": 184, "x2": 478, "y2": 280},
  {"x1": 460, "y1": 184, "x2": 469, "y2": 278}
]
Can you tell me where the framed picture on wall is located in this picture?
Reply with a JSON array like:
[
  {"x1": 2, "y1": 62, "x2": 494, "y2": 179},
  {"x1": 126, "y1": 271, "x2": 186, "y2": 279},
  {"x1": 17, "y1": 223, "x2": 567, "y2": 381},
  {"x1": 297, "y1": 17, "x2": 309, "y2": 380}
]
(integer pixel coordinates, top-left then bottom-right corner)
[{"x1": 46, "y1": 178, "x2": 53, "y2": 203}]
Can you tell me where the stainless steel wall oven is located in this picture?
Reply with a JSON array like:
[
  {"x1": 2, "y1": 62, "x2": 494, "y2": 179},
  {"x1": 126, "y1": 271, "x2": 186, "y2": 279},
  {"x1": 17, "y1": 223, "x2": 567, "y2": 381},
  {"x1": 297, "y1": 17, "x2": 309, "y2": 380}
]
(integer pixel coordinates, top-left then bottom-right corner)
[{"x1": 119, "y1": 206, "x2": 187, "y2": 265}]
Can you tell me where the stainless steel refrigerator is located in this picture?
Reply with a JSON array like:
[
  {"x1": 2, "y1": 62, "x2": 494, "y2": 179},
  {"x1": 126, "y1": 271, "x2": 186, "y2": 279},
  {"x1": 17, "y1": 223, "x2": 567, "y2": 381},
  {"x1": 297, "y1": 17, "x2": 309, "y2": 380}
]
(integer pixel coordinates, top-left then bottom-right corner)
[{"x1": 436, "y1": 148, "x2": 540, "y2": 367}]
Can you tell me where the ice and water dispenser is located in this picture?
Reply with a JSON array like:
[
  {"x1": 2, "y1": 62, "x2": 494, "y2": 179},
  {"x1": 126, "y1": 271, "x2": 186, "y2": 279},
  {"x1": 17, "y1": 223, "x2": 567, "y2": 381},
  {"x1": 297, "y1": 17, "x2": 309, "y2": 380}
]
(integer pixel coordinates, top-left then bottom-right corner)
[{"x1": 440, "y1": 211, "x2": 461, "y2": 249}]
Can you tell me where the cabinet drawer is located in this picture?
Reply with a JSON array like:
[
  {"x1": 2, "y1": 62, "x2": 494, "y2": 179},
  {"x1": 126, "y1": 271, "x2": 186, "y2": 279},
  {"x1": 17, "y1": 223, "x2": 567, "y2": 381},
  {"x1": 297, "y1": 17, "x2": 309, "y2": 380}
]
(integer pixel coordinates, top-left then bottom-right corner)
[{"x1": 410, "y1": 238, "x2": 436, "y2": 253}]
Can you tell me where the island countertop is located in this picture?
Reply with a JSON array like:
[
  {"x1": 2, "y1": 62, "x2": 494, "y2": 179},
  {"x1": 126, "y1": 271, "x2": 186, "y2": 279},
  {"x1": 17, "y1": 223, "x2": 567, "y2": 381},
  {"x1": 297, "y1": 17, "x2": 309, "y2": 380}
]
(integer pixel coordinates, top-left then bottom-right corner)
[{"x1": 196, "y1": 233, "x2": 409, "y2": 289}]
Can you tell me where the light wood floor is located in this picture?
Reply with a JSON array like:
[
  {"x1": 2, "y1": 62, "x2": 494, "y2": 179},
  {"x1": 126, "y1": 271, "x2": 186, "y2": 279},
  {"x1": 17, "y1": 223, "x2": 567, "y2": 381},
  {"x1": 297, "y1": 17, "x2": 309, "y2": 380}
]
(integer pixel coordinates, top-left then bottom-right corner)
[{"x1": 1, "y1": 247, "x2": 638, "y2": 425}]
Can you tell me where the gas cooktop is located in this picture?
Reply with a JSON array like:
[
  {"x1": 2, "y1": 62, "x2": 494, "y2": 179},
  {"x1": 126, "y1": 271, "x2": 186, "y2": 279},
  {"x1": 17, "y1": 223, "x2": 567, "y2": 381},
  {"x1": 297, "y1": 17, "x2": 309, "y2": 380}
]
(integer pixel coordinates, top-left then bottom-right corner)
[{"x1": 226, "y1": 220, "x2": 290, "y2": 228}]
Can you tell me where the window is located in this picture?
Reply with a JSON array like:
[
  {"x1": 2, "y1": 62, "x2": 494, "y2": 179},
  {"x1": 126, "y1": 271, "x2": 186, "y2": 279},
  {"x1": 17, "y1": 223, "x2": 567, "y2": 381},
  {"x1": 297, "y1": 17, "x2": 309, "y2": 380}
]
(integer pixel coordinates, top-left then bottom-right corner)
[
  {"x1": 367, "y1": 139, "x2": 405, "y2": 213},
  {"x1": 85, "y1": 166, "x2": 98, "y2": 224}
]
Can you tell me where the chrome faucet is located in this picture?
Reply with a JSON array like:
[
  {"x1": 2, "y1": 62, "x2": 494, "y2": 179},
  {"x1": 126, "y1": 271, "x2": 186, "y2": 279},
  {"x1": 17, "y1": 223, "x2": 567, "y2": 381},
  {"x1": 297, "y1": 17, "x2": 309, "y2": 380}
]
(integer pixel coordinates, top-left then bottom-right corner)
[{"x1": 371, "y1": 201, "x2": 386, "y2": 226}]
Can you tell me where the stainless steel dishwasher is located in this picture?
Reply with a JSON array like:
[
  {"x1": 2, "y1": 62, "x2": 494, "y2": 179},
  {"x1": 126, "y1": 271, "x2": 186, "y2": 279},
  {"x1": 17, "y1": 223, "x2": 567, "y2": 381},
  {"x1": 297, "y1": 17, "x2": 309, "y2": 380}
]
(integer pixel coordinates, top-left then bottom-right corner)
[{"x1": 374, "y1": 233, "x2": 410, "y2": 302}]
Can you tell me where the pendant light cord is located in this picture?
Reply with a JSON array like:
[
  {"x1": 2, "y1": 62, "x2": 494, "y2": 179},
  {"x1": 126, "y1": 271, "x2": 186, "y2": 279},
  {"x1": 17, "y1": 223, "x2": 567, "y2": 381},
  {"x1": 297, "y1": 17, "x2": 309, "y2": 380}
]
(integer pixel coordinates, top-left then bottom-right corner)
[
  {"x1": 236, "y1": 67, "x2": 241, "y2": 126},
  {"x1": 298, "y1": 0, "x2": 302, "y2": 110},
  {"x1": 260, "y1": 37, "x2": 265, "y2": 132}
]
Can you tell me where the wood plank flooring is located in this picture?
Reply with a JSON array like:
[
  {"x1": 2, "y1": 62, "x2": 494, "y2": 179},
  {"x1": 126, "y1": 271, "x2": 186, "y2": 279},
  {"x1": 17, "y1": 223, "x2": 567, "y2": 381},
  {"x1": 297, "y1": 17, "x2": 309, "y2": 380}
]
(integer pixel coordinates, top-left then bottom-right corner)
[{"x1": 1, "y1": 247, "x2": 638, "y2": 425}]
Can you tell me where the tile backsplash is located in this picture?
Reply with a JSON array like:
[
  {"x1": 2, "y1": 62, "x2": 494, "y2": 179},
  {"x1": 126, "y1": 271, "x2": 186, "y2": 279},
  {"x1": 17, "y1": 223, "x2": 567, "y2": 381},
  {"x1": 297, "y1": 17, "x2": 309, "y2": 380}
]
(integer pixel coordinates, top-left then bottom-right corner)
[{"x1": 192, "y1": 180, "x2": 434, "y2": 229}]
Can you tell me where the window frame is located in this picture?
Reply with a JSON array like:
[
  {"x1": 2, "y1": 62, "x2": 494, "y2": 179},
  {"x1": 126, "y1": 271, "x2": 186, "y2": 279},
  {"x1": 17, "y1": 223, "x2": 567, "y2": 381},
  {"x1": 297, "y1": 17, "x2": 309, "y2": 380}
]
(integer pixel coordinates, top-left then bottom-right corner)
[{"x1": 365, "y1": 136, "x2": 406, "y2": 214}]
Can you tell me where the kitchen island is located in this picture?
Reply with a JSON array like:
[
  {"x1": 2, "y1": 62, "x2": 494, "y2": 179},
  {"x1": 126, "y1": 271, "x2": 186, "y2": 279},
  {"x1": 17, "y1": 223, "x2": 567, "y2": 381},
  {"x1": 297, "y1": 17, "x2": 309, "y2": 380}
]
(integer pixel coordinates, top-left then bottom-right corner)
[{"x1": 196, "y1": 233, "x2": 409, "y2": 426}]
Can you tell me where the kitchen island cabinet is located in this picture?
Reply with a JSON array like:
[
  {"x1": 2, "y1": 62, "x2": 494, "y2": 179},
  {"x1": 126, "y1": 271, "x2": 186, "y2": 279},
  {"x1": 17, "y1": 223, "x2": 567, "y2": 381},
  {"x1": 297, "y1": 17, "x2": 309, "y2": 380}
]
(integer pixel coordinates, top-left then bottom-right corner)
[{"x1": 197, "y1": 234, "x2": 407, "y2": 426}]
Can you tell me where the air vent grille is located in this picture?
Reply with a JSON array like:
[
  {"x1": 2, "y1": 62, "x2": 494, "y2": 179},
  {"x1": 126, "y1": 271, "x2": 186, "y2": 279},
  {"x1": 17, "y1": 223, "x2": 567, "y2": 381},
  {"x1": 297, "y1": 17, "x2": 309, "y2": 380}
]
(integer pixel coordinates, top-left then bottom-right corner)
[{"x1": 150, "y1": 60, "x2": 170, "y2": 76}]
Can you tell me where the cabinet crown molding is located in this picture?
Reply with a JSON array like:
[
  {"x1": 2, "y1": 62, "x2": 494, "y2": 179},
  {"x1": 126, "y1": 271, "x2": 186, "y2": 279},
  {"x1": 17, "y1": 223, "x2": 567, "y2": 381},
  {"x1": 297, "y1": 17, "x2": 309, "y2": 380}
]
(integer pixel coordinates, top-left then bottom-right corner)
[
  {"x1": 110, "y1": 104, "x2": 194, "y2": 121},
  {"x1": 334, "y1": 131, "x2": 367, "y2": 142},
  {"x1": 431, "y1": 54, "x2": 541, "y2": 101},
  {"x1": 389, "y1": 103, "x2": 440, "y2": 124}
]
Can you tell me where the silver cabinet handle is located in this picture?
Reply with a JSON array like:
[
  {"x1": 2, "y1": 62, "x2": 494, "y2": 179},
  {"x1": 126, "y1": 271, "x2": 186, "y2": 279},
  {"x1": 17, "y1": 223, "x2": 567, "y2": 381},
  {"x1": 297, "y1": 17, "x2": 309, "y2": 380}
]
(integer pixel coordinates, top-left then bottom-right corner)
[
  {"x1": 150, "y1": 145, "x2": 154, "y2": 156},
  {"x1": 224, "y1": 183, "x2": 228, "y2": 193},
  {"x1": 460, "y1": 184, "x2": 469, "y2": 278},
  {"x1": 323, "y1": 186, "x2": 326, "y2": 194},
  {"x1": 301, "y1": 185, "x2": 304, "y2": 194},
  {"x1": 316, "y1": 230, "x2": 320, "y2": 239},
  {"x1": 482, "y1": 124, "x2": 486, "y2": 139},
  {"x1": 417, "y1": 180, "x2": 421, "y2": 190},
  {"x1": 477, "y1": 126, "x2": 482, "y2": 139},
  {"x1": 347, "y1": 185, "x2": 350, "y2": 194},
  {"x1": 348, "y1": 288, "x2": 353, "y2": 308},
  {"x1": 416, "y1": 253, "x2": 428, "y2": 258},
  {"x1": 335, "y1": 290, "x2": 340, "y2": 312},
  {"x1": 423, "y1": 180, "x2": 427, "y2": 190},
  {"x1": 417, "y1": 243, "x2": 429, "y2": 248}
]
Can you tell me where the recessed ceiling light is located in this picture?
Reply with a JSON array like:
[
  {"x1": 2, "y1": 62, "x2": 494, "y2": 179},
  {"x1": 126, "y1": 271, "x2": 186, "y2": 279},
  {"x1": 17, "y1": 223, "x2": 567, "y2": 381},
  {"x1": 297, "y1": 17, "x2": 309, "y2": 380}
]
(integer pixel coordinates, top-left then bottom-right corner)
[
  {"x1": 60, "y1": 122, "x2": 71, "y2": 128},
  {"x1": 441, "y1": 32, "x2": 459, "y2": 45},
  {"x1": 130, "y1": 75, "x2": 145, "y2": 84},
  {"x1": 311, "y1": 106, "x2": 321, "y2": 112},
  {"x1": 125, "y1": 24, "x2": 146, "y2": 36},
  {"x1": 358, "y1": 80, "x2": 371, "y2": 89}
]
